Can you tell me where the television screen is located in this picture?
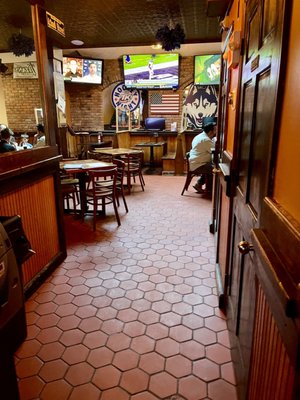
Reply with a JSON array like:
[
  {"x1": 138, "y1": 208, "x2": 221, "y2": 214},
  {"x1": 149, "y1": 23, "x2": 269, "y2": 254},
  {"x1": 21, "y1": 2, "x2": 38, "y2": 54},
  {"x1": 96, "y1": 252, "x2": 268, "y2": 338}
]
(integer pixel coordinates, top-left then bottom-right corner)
[
  {"x1": 123, "y1": 54, "x2": 179, "y2": 89},
  {"x1": 194, "y1": 54, "x2": 221, "y2": 85},
  {"x1": 63, "y1": 57, "x2": 103, "y2": 84},
  {"x1": 144, "y1": 118, "x2": 165, "y2": 131}
]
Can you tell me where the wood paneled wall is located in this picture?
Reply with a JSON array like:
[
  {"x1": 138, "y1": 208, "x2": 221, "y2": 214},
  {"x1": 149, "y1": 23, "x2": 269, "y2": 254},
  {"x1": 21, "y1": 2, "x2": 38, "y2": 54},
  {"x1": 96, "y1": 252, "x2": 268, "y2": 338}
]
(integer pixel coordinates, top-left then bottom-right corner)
[
  {"x1": 0, "y1": 176, "x2": 60, "y2": 288},
  {"x1": 248, "y1": 283, "x2": 295, "y2": 400}
]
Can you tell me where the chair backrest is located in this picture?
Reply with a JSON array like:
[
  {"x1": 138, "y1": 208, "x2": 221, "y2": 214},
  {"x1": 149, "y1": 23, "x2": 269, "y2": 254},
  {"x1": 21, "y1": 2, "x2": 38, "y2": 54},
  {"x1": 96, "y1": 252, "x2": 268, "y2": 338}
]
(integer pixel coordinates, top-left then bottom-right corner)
[
  {"x1": 112, "y1": 158, "x2": 126, "y2": 184},
  {"x1": 88, "y1": 167, "x2": 117, "y2": 194},
  {"x1": 87, "y1": 150, "x2": 113, "y2": 162},
  {"x1": 121, "y1": 152, "x2": 143, "y2": 172}
]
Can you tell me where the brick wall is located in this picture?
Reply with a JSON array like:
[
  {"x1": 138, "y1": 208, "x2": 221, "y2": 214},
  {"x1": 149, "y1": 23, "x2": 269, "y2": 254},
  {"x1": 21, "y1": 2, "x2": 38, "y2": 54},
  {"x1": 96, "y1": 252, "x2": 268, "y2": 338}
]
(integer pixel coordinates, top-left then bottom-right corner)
[
  {"x1": 2, "y1": 64, "x2": 42, "y2": 131},
  {"x1": 2, "y1": 57, "x2": 195, "y2": 132}
]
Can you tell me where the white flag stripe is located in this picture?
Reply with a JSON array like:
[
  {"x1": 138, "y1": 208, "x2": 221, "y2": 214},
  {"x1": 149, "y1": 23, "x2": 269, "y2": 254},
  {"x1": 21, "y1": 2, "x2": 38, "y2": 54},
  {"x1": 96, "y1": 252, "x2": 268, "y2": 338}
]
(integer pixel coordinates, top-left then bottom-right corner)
[{"x1": 150, "y1": 93, "x2": 180, "y2": 115}]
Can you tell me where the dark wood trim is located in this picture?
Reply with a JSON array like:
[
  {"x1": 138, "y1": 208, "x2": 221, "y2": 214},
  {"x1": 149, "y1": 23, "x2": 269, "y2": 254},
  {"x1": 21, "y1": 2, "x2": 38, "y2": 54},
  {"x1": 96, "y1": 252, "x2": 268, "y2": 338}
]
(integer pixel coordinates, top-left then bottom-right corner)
[
  {"x1": 0, "y1": 147, "x2": 60, "y2": 183},
  {"x1": 30, "y1": 1, "x2": 58, "y2": 147},
  {"x1": 260, "y1": 198, "x2": 300, "y2": 308}
]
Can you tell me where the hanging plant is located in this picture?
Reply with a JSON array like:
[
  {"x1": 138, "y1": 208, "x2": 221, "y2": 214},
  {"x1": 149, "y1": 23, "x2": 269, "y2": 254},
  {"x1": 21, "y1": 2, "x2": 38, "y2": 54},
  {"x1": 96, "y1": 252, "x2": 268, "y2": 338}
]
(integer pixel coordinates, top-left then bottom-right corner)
[
  {"x1": 8, "y1": 33, "x2": 35, "y2": 57},
  {"x1": 155, "y1": 23, "x2": 185, "y2": 51}
]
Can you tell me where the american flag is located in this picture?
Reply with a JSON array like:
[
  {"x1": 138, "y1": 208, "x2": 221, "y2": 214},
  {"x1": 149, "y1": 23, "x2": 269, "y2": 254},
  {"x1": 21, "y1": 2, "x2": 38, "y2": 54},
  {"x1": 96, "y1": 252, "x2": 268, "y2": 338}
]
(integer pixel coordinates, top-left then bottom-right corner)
[{"x1": 149, "y1": 93, "x2": 180, "y2": 115}]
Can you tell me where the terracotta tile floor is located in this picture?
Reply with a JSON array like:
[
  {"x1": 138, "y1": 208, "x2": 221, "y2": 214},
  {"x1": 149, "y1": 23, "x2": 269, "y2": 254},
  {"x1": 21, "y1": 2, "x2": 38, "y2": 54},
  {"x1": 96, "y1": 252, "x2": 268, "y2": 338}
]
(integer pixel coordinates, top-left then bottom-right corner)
[{"x1": 16, "y1": 175, "x2": 238, "y2": 400}]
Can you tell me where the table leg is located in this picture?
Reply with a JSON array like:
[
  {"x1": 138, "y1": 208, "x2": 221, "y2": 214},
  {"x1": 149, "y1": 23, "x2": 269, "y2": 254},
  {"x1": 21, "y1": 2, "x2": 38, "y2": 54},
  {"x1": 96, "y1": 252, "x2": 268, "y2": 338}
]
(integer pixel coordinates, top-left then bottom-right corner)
[{"x1": 149, "y1": 146, "x2": 155, "y2": 168}]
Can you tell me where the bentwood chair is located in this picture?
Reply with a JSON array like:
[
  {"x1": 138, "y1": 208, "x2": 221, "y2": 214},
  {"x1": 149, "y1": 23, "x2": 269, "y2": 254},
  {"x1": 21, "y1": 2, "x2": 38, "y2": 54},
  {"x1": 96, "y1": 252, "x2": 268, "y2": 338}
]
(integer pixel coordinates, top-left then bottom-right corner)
[
  {"x1": 85, "y1": 167, "x2": 120, "y2": 230},
  {"x1": 181, "y1": 152, "x2": 211, "y2": 195},
  {"x1": 113, "y1": 159, "x2": 128, "y2": 212},
  {"x1": 87, "y1": 150, "x2": 113, "y2": 163},
  {"x1": 121, "y1": 152, "x2": 145, "y2": 194},
  {"x1": 60, "y1": 171, "x2": 80, "y2": 214}
]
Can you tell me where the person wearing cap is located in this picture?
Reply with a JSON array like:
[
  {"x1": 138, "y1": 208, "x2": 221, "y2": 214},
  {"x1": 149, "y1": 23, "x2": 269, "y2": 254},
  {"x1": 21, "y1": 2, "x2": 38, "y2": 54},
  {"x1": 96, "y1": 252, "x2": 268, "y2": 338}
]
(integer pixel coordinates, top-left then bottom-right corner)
[
  {"x1": 0, "y1": 127, "x2": 17, "y2": 153},
  {"x1": 189, "y1": 118, "x2": 217, "y2": 194}
]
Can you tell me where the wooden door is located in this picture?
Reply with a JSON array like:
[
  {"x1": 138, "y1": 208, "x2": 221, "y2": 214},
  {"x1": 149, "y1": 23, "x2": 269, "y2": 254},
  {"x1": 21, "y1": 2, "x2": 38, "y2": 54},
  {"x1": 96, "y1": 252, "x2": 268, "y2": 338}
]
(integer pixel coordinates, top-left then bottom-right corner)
[
  {"x1": 212, "y1": 49, "x2": 232, "y2": 308},
  {"x1": 226, "y1": 0, "x2": 286, "y2": 398}
]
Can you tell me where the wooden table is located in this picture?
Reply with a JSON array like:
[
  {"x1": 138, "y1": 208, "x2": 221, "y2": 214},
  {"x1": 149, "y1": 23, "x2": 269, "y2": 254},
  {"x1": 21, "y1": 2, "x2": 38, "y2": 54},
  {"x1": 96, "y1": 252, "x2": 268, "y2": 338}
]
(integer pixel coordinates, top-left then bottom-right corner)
[
  {"x1": 134, "y1": 141, "x2": 167, "y2": 168},
  {"x1": 92, "y1": 148, "x2": 142, "y2": 156},
  {"x1": 60, "y1": 159, "x2": 113, "y2": 217},
  {"x1": 91, "y1": 148, "x2": 144, "y2": 192}
]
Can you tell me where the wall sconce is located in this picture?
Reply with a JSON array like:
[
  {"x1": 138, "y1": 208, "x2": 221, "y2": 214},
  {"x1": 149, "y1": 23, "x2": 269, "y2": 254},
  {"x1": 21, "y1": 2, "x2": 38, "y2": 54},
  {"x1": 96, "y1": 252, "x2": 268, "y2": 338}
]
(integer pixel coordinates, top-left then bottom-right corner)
[
  {"x1": 220, "y1": 16, "x2": 231, "y2": 31},
  {"x1": 228, "y1": 90, "x2": 236, "y2": 111}
]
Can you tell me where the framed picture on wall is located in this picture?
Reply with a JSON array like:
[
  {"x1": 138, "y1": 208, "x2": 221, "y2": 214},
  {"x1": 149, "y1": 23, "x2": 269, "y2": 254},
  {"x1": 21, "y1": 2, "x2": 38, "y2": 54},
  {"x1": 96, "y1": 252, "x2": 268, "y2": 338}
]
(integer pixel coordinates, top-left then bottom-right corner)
[{"x1": 34, "y1": 108, "x2": 43, "y2": 125}]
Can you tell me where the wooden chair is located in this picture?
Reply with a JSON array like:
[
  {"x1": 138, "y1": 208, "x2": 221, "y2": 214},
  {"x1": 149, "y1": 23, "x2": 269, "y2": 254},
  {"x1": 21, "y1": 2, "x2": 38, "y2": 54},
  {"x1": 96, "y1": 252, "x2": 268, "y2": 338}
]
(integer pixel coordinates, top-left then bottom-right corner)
[
  {"x1": 85, "y1": 167, "x2": 120, "y2": 230},
  {"x1": 60, "y1": 172, "x2": 80, "y2": 213},
  {"x1": 181, "y1": 152, "x2": 211, "y2": 195},
  {"x1": 113, "y1": 158, "x2": 128, "y2": 213},
  {"x1": 121, "y1": 152, "x2": 145, "y2": 194},
  {"x1": 87, "y1": 150, "x2": 113, "y2": 163}
]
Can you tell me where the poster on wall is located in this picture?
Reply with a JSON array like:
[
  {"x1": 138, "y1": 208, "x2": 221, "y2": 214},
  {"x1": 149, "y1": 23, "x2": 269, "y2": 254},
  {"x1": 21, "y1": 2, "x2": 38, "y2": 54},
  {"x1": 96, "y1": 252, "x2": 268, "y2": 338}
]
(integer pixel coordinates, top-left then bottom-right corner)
[
  {"x1": 111, "y1": 82, "x2": 140, "y2": 112},
  {"x1": 182, "y1": 84, "x2": 218, "y2": 130},
  {"x1": 13, "y1": 62, "x2": 38, "y2": 79}
]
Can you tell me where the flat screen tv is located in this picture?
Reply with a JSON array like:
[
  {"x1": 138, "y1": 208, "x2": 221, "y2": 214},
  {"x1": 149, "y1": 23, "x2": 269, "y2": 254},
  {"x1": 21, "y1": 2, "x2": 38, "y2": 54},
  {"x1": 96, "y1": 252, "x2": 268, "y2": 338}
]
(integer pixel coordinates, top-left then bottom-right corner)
[
  {"x1": 194, "y1": 54, "x2": 221, "y2": 85},
  {"x1": 63, "y1": 57, "x2": 103, "y2": 84},
  {"x1": 144, "y1": 117, "x2": 165, "y2": 131},
  {"x1": 123, "y1": 54, "x2": 179, "y2": 89}
]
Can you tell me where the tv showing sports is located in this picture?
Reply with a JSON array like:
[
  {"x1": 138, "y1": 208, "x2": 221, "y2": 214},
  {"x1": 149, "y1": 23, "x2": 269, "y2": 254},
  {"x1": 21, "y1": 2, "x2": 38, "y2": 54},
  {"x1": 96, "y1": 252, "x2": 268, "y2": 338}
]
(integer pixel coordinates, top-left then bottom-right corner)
[
  {"x1": 63, "y1": 57, "x2": 103, "y2": 84},
  {"x1": 194, "y1": 54, "x2": 221, "y2": 85},
  {"x1": 123, "y1": 54, "x2": 179, "y2": 89}
]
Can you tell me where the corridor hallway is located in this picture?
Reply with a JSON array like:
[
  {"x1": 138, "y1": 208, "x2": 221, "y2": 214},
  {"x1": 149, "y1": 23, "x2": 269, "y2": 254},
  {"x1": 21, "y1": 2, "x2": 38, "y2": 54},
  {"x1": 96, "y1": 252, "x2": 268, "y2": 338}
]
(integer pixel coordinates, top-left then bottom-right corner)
[{"x1": 16, "y1": 175, "x2": 238, "y2": 400}]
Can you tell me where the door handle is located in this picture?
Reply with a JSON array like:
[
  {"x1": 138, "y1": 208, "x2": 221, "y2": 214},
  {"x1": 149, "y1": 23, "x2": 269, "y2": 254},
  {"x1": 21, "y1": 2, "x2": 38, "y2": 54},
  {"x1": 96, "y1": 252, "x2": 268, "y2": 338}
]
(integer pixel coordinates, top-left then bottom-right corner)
[{"x1": 238, "y1": 241, "x2": 254, "y2": 255}]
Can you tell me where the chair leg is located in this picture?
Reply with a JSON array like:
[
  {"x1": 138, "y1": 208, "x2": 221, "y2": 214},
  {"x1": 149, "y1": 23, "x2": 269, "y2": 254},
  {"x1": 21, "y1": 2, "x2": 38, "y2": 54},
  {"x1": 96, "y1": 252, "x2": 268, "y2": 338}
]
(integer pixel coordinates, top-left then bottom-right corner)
[
  {"x1": 139, "y1": 172, "x2": 145, "y2": 191},
  {"x1": 93, "y1": 199, "x2": 97, "y2": 231},
  {"x1": 120, "y1": 187, "x2": 128, "y2": 213},
  {"x1": 112, "y1": 196, "x2": 121, "y2": 226},
  {"x1": 181, "y1": 172, "x2": 193, "y2": 195}
]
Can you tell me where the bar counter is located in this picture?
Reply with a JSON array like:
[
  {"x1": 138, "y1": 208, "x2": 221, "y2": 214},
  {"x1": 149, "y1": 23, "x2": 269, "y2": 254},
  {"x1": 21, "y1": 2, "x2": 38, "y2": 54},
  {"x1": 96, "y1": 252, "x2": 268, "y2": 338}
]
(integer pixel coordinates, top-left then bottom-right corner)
[{"x1": 0, "y1": 147, "x2": 66, "y2": 296}]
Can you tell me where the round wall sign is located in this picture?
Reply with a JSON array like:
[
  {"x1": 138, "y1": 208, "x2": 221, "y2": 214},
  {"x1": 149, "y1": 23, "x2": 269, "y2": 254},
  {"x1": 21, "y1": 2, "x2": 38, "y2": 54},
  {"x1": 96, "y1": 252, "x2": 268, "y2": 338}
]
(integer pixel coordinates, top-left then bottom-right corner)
[{"x1": 111, "y1": 82, "x2": 140, "y2": 112}]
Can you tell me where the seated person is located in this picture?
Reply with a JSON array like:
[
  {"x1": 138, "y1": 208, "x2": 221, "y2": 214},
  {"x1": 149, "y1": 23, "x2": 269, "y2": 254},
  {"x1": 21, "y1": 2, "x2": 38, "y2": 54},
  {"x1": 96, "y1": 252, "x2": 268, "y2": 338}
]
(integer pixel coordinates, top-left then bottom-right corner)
[
  {"x1": 33, "y1": 124, "x2": 46, "y2": 147},
  {"x1": 189, "y1": 117, "x2": 217, "y2": 193},
  {"x1": 19, "y1": 134, "x2": 33, "y2": 149},
  {"x1": 0, "y1": 127, "x2": 17, "y2": 153}
]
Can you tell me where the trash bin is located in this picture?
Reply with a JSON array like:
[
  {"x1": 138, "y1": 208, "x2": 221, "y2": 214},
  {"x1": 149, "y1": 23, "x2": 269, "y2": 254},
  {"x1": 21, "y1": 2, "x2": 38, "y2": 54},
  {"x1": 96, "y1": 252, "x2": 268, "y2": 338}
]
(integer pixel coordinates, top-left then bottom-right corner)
[{"x1": 0, "y1": 215, "x2": 35, "y2": 400}]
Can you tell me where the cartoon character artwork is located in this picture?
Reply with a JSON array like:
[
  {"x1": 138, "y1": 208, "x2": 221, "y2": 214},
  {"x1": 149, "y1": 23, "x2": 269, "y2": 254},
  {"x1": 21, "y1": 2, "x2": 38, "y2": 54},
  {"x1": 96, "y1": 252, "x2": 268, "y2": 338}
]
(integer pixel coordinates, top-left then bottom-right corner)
[{"x1": 182, "y1": 84, "x2": 218, "y2": 130}]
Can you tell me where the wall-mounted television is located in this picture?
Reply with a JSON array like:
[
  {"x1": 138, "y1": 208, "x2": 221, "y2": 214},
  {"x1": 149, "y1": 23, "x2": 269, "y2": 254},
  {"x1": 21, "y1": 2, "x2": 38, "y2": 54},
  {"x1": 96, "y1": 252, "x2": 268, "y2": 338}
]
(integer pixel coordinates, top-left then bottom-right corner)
[
  {"x1": 123, "y1": 54, "x2": 179, "y2": 89},
  {"x1": 194, "y1": 54, "x2": 221, "y2": 85},
  {"x1": 144, "y1": 117, "x2": 165, "y2": 131},
  {"x1": 63, "y1": 57, "x2": 103, "y2": 84}
]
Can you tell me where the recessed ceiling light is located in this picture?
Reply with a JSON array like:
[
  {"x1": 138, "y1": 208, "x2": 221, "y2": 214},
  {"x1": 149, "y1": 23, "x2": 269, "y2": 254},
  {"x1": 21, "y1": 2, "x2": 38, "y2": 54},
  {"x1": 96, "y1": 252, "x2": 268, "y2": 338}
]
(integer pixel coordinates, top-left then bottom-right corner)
[
  {"x1": 151, "y1": 43, "x2": 162, "y2": 49},
  {"x1": 71, "y1": 39, "x2": 84, "y2": 46}
]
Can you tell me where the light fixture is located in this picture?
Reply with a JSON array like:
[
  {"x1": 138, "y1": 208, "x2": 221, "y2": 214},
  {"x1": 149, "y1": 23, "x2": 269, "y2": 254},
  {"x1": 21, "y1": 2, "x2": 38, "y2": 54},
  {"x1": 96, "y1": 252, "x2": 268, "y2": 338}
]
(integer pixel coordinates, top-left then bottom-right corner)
[
  {"x1": 71, "y1": 39, "x2": 84, "y2": 46},
  {"x1": 9, "y1": 32, "x2": 34, "y2": 57},
  {"x1": 155, "y1": 23, "x2": 185, "y2": 51},
  {"x1": 151, "y1": 43, "x2": 162, "y2": 50}
]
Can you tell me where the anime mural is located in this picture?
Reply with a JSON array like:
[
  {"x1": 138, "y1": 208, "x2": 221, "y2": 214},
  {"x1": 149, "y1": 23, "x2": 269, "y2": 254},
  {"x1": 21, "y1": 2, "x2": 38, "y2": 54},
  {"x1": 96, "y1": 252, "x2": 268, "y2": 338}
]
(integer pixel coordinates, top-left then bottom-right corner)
[{"x1": 182, "y1": 84, "x2": 218, "y2": 130}]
